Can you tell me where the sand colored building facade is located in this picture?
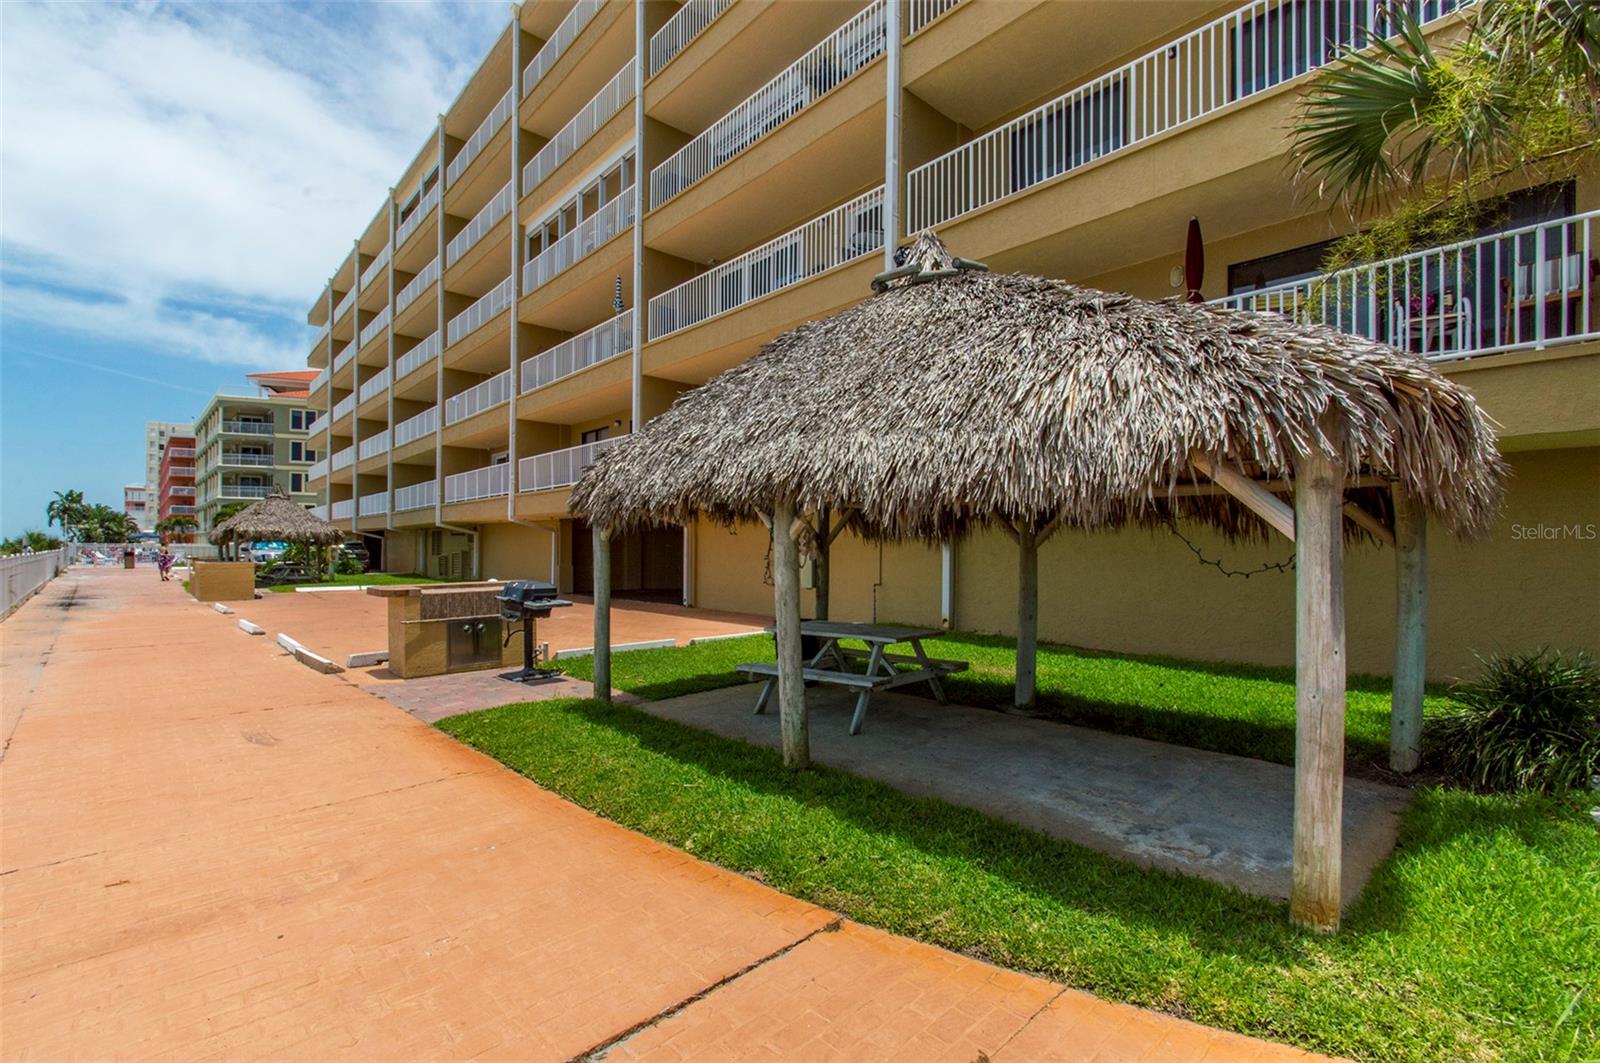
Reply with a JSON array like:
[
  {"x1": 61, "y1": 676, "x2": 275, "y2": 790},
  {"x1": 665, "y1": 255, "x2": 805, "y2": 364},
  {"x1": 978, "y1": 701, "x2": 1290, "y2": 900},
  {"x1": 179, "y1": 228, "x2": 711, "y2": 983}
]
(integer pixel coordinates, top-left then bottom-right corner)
[
  {"x1": 302, "y1": 0, "x2": 1598, "y2": 677},
  {"x1": 192, "y1": 373, "x2": 321, "y2": 536}
]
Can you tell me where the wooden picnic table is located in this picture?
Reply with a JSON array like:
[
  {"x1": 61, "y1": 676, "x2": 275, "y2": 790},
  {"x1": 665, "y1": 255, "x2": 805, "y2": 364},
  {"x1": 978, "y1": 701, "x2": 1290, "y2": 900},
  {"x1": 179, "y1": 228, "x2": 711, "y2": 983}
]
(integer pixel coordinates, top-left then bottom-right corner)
[{"x1": 737, "y1": 621, "x2": 968, "y2": 736}]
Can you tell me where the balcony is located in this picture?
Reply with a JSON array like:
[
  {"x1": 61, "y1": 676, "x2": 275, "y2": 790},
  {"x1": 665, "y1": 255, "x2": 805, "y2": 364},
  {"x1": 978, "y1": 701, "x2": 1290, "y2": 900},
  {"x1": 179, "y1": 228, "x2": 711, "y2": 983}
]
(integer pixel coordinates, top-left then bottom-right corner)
[
  {"x1": 395, "y1": 480, "x2": 437, "y2": 512},
  {"x1": 359, "y1": 365, "x2": 392, "y2": 404},
  {"x1": 332, "y1": 395, "x2": 355, "y2": 423},
  {"x1": 358, "y1": 490, "x2": 389, "y2": 517},
  {"x1": 310, "y1": 368, "x2": 330, "y2": 394},
  {"x1": 448, "y1": 276, "x2": 516, "y2": 346},
  {"x1": 522, "y1": 63, "x2": 633, "y2": 197},
  {"x1": 360, "y1": 305, "x2": 391, "y2": 348},
  {"x1": 650, "y1": 186, "x2": 883, "y2": 340},
  {"x1": 523, "y1": 193, "x2": 634, "y2": 293},
  {"x1": 447, "y1": 89, "x2": 514, "y2": 188},
  {"x1": 309, "y1": 457, "x2": 330, "y2": 481},
  {"x1": 396, "y1": 258, "x2": 439, "y2": 314},
  {"x1": 311, "y1": 503, "x2": 329, "y2": 520},
  {"x1": 522, "y1": 0, "x2": 603, "y2": 97},
  {"x1": 906, "y1": 0, "x2": 962, "y2": 36},
  {"x1": 396, "y1": 183, "x2": 441, "y2": 249},
  {"x1": 445, "y1": 368, "x2": 513, "y2": 425},
  {"x1": 358, "y1": 428, "x2": 391, "y2": 461},
  {"x1": 333, "y1": 343, "x2": 356, "y2": 375},
  {"x1": 166, "y1": 446, "x2": 196, "y2": 459},
  {"x1": 331, "y1": 446, "x2": 355, "y2": 472},
  {"x1": 220, "y1": 452, "x2": 274, "y2": 467},
  {"x1": 170, "y1": 505, "x2": 197, "y2": 516},
  {"x1": 332, "y1": 499, "x2": 355, "y2": 521},
  {"x1": 1213, "y1": 210, "x2": 1598, "y2": 364},
  {"x1": 394, "y1": 406, "x2": 439, "y2": 447},
  {"x1": 361, "y1": 242, "x2": 391, "y2": 290},
  {"x1": 649, "y1": 0, "x2": 733, "y2": 76},
  {"x1": 169, "y1": 486, "x2": 196, "y2": 498},
  {"x1": 444, "y1": 462, "x2": 510, "y2": 503},
  {"x1": 518, "y1": 437, "x2": 619, "y2": 493},
  {"x1": 649, "y1": 1, "x2": 885, "y2": 210},
  {"x1": 445, "y1": 181, "x2": 514, "y2": 269},
  {"x1": 333, "y1": 287, "x2": 356, "y2": 324},
  {"x1": 222, "y1": 421, "x2": 274, "y2": 436},
  {"x1": 221, "y1": 483, "x2": 272, "y2": 500},
  {"x1": 521, "y1": 310, "x2": 632, "y2": 392},
  {"x1": 906, "y1": 0, "x2": 1468, "y2": 233},
  {"x1": 397, "y1": 332, "x2": 442, "y2": 381},
  {"x1": 310, "y1": 321, "x2": 330, "y2": 352}
]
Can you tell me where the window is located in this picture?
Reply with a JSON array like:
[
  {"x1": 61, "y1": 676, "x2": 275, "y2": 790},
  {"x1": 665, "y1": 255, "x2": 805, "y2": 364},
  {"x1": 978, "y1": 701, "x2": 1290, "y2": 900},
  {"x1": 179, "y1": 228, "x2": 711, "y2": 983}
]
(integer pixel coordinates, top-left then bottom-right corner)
[
  {"x1": 290, "y1": 473, "x2": 305, "y2": 493},
  {"x1": 291, "y1": 441, "x2": 303, "y2": 462},
  {"x1": 580, "y1": 427, "x2": 610, "y2": 444},
  {"x1": 291, "y1": 409, "x2": 317, "y2": 431},
  {"x1": 525, "y1": 151, "x2": 636, "y2": 261},
  {"x1": 1009, "y1": 80, "x2": 1126, "y2": 194},
  {"x1": 1230, "y1": 1, "x2": 1465, "y2": 101}
]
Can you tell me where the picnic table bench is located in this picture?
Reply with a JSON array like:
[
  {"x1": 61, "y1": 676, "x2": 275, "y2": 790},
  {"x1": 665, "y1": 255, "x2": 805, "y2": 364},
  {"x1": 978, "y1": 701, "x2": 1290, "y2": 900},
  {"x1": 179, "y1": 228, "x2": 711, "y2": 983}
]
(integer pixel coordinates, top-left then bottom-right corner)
[
  {"x1": 737, "y1": 621, "x2": 968, "y2": 735},
  {"x1": 256, "y1": 562, "x2": 317, "y2": 587}
]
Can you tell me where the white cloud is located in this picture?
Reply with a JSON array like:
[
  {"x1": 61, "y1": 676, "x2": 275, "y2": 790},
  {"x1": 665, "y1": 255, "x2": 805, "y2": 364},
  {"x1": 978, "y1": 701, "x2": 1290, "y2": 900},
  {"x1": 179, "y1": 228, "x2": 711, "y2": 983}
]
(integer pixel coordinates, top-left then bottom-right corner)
[{"x1": 0, "y1": 0, "x2": 506, "y2": 364}]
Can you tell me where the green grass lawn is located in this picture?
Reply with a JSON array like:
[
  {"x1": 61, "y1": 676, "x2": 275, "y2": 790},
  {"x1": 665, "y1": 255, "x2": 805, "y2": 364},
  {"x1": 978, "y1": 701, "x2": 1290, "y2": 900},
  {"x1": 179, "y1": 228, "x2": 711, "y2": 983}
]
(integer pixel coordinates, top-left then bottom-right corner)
[
  {"x1": 264, "y1": 572, "x2": 446, "y2": 593},
  {"x1": 439, "y1": 696, "x2": 1599, "y2": 1062},
  {"x1": 558, "y1": 632, "x2": 1460, "y2": 773}
]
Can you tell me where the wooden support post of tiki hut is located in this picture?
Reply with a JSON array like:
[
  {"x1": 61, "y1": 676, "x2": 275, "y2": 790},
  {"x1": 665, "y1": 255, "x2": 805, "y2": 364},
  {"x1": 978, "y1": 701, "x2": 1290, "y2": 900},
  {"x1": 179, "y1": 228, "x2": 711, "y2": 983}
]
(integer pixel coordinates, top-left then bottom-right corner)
[
  {"x1": 813, "y1": 505, "x2": 831, "y2": 621},
  {"x1": 1390, "y1": 483, "x2": 1428, "y2": 773},
  {"x1": 770, "y1": 500, "x2": 810, "y2": 769},
  {"x1": 592, "y1": 525, "x2": 612, "y2": 703},
  {"x1": 1292, "y1": 447, "x2": 1347, "y2": 933},
  {"x1": 1015, "y1": 523, "x2": 1039, "y2": 711}
]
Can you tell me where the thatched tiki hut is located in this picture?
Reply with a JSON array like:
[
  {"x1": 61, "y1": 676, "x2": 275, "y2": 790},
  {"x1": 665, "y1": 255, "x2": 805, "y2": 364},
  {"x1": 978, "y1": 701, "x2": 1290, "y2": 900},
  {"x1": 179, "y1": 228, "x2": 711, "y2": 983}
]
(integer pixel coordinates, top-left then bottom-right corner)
[
  {"x1": 207, "y1": 487, "x2": 345, "y2": 563},
  {"x1": 572, "y1": 233, "x2": 1504, "y2": 931}
]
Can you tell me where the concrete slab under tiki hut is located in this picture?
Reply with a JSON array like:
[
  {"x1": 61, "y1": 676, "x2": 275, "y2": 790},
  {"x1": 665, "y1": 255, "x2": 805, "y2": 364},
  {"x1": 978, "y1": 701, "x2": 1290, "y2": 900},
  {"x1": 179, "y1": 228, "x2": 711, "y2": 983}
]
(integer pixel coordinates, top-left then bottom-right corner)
[
  {"x1": 640, "y1": 683, "x2": 1410, "y2": 904},
  {"x1": 573, "y1": 232, "x2": 1506, "y2": 930}
]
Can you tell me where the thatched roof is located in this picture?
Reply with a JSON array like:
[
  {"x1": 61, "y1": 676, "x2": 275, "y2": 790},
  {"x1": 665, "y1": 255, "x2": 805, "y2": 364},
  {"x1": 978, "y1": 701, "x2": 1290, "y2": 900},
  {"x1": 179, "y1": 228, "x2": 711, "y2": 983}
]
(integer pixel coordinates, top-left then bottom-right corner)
[
  {"x1": 208, "y1": 487, "x2": 346, "y2": 546},
  {"x1": 573, "y1": 233, "x2": 1505, "y2": 543}
]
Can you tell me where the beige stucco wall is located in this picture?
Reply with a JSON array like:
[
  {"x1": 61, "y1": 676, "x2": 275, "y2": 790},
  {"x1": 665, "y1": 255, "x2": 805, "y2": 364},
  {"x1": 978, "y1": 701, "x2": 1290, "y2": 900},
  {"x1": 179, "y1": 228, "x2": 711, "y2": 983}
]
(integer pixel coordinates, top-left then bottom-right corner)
[
  {"x1": 692, "y1": 447, "x2": 1599, "y2": 680},
  {"x1": 479, "y1": 522, "x2": 559, "y2": 584},
  {"x1": 383, "y1": 530, "x2": 420, "y2": 575}
]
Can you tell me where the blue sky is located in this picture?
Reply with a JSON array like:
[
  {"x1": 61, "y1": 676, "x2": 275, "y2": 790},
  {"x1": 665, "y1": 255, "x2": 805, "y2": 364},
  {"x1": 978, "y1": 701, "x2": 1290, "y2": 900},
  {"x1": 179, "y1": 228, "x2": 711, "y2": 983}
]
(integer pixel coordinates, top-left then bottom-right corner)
[{"x1": 0, "y1": 0, "x2": 507, "y2": 537}]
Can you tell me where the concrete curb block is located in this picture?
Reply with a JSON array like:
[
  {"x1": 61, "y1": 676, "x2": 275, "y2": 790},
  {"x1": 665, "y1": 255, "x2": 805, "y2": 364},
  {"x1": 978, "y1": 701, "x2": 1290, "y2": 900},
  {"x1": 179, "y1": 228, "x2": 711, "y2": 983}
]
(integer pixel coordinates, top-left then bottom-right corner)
[
  {"x1": 211, "y1": 603, "x2": 234, "y2": 615},
  {"x1": 686, "y1": 629, "x2": 768, "y2": 645},
  {"x1": 293, "y1": 647, "x2": 345, "y2": 674},
  {"x1": 347, "y1": 650, "x2": 389, "y2": 668},
  {"x1": 237, "y1": 620, "x2": 265, "y2": 635},
  {"x1": 554, "y1": 638, "x2": 676, "y2": 660},
  {"x1": 293, "y1": 585, "x2": 368, "y2": 593},
  {"x1": 275, "y1": 632, "x2": 304, "y2": 654}
]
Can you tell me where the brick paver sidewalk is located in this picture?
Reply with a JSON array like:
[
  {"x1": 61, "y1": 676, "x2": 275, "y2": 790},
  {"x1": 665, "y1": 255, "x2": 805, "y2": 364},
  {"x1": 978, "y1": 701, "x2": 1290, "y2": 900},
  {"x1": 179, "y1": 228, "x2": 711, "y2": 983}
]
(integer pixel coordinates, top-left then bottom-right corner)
[{"x1": 0, "y1": 569, "x2": 1326, "y2": 1061}]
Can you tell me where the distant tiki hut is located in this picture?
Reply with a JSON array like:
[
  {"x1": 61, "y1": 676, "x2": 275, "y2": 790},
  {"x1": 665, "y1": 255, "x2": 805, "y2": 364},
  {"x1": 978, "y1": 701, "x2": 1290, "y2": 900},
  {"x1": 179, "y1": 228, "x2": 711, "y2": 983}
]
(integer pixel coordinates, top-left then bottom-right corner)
[
  {"x1": 208, "y1": 486, "x2": 346, "y2": 555},
  {"x1": 572, "y1": 232, "x2": 1506, "y2": 931}
]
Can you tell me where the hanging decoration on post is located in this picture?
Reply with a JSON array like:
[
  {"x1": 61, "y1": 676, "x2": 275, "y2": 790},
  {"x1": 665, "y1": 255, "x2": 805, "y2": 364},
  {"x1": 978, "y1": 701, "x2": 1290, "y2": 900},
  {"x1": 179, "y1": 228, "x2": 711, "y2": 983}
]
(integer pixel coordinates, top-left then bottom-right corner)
[{"x1": 614, "y1": 275, "x2": 625, "y2": 315}]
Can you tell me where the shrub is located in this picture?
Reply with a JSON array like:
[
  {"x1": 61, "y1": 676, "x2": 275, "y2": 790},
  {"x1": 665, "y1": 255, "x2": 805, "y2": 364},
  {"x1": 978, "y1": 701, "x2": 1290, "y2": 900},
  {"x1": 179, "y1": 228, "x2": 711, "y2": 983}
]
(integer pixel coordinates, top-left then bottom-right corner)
[{"x1": 1427, "y1": 650, "x2": 1600, "y2": 793}]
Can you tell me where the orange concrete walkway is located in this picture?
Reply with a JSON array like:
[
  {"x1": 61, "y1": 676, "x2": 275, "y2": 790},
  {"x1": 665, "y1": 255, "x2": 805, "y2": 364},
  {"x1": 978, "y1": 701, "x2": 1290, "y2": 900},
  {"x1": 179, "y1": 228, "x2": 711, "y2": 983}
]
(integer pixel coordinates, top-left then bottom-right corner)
[{"x1": 0, "y1": 569, "x2": 1326, "y2": 1061}]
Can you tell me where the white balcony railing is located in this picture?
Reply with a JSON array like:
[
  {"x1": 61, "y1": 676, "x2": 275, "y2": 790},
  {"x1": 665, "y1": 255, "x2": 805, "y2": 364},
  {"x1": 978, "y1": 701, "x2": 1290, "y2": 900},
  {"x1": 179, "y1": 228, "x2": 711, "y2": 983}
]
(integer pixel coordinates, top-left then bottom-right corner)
[
  {"x1": 447, "y1": 89, "x2": 514, "y2": 188},
  {"x1": 331, "y1": 446, "x2": 355, "y2": 472},
  {"x1": 447, "y1": 275, "x2": 516, "y2": 346},
  {"x1": 222, "y1": 483, "x2": 272, "y2": 499},
  {"x1": 310, "y1": 503, "x2": 329, "y2": 520},
  {"x1": 310, "y1": 321, "x2": 330, "y2": 351},
  {"x1": 332, "y1": 499, "x2": 355, "y2": 520},
  {"x1": 361, "y1": 242, "x2": 391, "y2": 290},
  {"x1": 650, "y1": 186, "x2": 884, "y2": 339},
  {"x1": 332, "y1": 287, "x2": 355, "y2": 324},
  {"x1": 170, "y1": 505, "x2": 197, "y2": 515},
  {"x1": 907, "y1": 0, "x2": 963, "y2": 36},
  {"x1": 333, "y1": 342, "x2": 356, "y2": 374},
  {"x1": 395, "y1": 480, "x2": 437, "y2": 512},
  {"x1": 446, "y1": 181, "x2": 514, "y2": 268},
  {"x1": 332, "y1": 394, "x2": 355, "y2": 422},
  {"x1": 222, "y1": 421, "x2": 274, "y2": 436},
  {"x1": 309, "y1": 457, "x2": 330, "y2": 481},
  {"x1": 310, "y1": 368, "x2": 329, "y2": 394},
  {"x1": 649, "y1": 0, "x2": 734, "y2": 76},
  {"x1": 396, "y1": 257, "x2": 439, "y2": 314},
  {"x1": 650, "y1": 1, "x2": 886, "y2": 209},
  {"x1": 167, "y1": 446, "x2": 196, "y2": 459},
  {"x1": 522, "y1": 64, "x2": 634, "y2": 196},
  {"x1": 444, "y1": 461, "x2": 510, "y2": 503},
  {"x1": 169, "y1": 485, "x2": 197, "y2": 497},
  {"x1": 396, "y1": 183, "x2": 441, "y2": 248},
  {"x1": 445, "y1": 368, "x2": 513, "y2": 425},
  {"x1": 523, "y1": 0, "x2": 604, "y2": 96},
  {"x1": 394, "y1": 406, "x2": 439, "y2": 447},
  {"x1": 358, "y1": 428, "x2": 390, "y2": 461},
  {"x1": 359, "y1": 304, "x2": 391, "y2": 348},
  {"x1": 522, "y1": 309, "x2": 633, "y2": 392},
  {"x1": 396, "y1": 331, "x2": 442, "y2": 380},
  {"x1": 523, "y1": 193, "x2": 634, "y2": 293},
  {"x1": 907, "y1": 0, "x2": 1469, "y2": 232},
  {"x1": 519, "y1": 437, "x2": 620, "y2": 493},
  {"x1": 164, "y1": 464, "x2": 195, "y2": 478},
  {"x1": 1213, "y1": 209, "x2": 1597, "y2": 363},
  {"x1": 358, "y1": 365, "x2": 391, "y2": 404},
  {"x1": 221, "y1": 452, "x2": 274, "y2": 467},
  {"x1": 358, "y1": 490, "x2": 389, "y2": 517}
]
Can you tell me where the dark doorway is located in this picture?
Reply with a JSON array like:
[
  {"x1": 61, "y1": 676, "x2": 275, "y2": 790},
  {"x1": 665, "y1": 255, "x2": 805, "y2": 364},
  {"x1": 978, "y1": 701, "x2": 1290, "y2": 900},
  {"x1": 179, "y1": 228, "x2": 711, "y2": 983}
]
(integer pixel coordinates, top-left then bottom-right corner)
[
  {"x1": 572, "y1": 519, "x2": 683, "y2": 602},
  {"x1": 361, "y1": 532, "x2": 384, "y2": 573}
]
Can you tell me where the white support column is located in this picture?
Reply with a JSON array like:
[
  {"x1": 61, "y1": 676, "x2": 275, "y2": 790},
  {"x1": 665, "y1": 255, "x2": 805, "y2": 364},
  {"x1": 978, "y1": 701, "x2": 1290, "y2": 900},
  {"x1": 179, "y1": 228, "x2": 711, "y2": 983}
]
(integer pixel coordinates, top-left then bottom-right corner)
[
  {"x1": 1291, "y1": 446, "x2": 1347, "y2": 933},
  {"x1": 592, "y1": 524, "x2": 611, "y2": 702},
  {"x1": 940, "y1": 541, "x2": 955, "y2": 629},
  {"x1": 771, "y1": 500, "x2": 809, "y2": 769},
  {"x1": 681, "y1": 519, "x2": 696, "y2": 607},
  {"x1": 883, "y1": 0, "x2": 902, "y2": 265},
  {"x1": 385, "y1": 186, "x2": 397, "y2": 533},
  {"x1": 629, "y1": 0, "x2": 646, "y2": 429},
  {"x1": 1391, "y1": 483, "x2": 1427, "y2": 773},
  {"x1": 1015, "y1": 524, "x2": 1038, "y2": 710}
]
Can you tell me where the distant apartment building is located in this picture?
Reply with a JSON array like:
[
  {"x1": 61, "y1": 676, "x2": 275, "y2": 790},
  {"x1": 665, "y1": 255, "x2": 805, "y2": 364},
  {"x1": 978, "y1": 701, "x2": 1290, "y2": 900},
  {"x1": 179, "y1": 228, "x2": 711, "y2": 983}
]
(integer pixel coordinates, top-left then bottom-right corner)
[
  {"x1": 192, "y1": 372, "x2": 320, "y2": 535},
  {"x1": 157, "y1": 434, "x2": 197, "y2": 527},
  {"x1": 123, "y1": 484, "x2": 152, "y2": 532},
  {"x1": 300, "y1": 0, "x2": 1597, "y2": 676},
  {"x1": 144, "y1": 420, "x2": 189, "y2": 501}
]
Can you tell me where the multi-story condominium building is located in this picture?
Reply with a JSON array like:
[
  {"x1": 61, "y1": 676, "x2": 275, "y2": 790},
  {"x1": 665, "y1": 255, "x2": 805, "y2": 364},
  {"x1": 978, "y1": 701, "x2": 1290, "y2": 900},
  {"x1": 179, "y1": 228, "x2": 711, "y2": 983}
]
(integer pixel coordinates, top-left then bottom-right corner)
[
  {"x1": 123, "y1": 484, "x2": 152, "y2": 532},
  {"x1": 192, "y1": 372, "x2": 321, "y2": 535},
  {"x1": 144, "y1": 420, "x2": 189, "y2": 504},
  {"x1": 303, "y1": 0, "x2": 1597, "y2": 675},
  {"x1": 157, "y1": 434, "x2": 198, "y2": 527}
]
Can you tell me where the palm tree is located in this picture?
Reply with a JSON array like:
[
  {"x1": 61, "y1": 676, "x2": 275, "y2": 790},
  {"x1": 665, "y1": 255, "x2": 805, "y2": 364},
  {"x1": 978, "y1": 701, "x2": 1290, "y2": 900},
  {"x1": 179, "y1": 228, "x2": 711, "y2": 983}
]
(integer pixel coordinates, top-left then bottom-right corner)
[
  {"x1": 45, "y1": 489, "x2": 85, "y2": 540},
  {"x1": 156, "y1": 515, "x2": 199, "y2": 543}
]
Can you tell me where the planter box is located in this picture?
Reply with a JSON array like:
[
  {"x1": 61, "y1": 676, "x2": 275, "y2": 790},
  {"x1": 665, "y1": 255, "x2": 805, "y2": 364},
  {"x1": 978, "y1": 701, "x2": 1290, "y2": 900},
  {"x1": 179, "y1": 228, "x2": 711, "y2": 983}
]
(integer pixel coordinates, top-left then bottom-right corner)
[{"x1": 190, "y1": 561, "x2": 256, "y2": 603}]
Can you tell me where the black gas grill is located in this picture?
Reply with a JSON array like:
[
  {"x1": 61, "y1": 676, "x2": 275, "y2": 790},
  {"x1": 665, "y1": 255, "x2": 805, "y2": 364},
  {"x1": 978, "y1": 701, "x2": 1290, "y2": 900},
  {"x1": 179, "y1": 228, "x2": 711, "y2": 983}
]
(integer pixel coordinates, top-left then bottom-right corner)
[{"x1": 496, "y1": 580, "x2": 572, "y2": 683}]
